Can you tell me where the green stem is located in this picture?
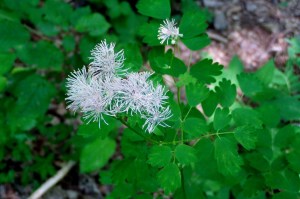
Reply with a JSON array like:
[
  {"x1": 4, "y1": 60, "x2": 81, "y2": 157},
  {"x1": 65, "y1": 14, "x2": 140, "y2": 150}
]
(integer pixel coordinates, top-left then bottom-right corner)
[
  {"x1": 162, "y1": 131, "x2": 234, "y2": 145},
  {"x1": 180, "y1": 168, "x2": 186, "y2": 199},
  {"x1": 117, "y1": 117, "x2": 159, "y2": 144},
  {"x1": 182, "y1": 107, "x2": 192, "y2": 122}
]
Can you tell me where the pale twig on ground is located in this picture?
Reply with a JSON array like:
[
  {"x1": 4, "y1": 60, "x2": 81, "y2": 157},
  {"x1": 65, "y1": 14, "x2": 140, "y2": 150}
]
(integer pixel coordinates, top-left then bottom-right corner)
[
  {"x1": 28, "y1": 160, "x2": 76, "y2": 199},
  {"x1": 207, "y1": 30, "x2": 228, "y2": 43}
]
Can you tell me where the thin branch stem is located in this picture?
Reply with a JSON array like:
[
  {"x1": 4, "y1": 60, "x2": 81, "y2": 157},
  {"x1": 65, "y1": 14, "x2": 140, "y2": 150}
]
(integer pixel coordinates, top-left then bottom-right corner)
[
  {"x1": 24, "y1": 24, "x2": 52, "y2": 41},
  {"x1": 117, "y1": 117, "x2": 159, "y2": 144},
  {"x1": 180, "y1": 168, "x2": 186, "y2": 199},
  {"x1": 160, "y1": 131, "x2": 234, "y2": 145},
  {"x1": 28, "y1": 160, "x2": 76, "y2": 199}
]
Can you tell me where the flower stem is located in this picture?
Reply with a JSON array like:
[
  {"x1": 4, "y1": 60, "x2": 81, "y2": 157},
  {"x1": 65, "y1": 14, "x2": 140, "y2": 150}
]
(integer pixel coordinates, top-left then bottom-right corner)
[
  {"x1": 180, "y1": 168, "x2": 186, "y2": 199},
  {"x1": 117, "y1": 117, "x2": 159, "y2": 144}
]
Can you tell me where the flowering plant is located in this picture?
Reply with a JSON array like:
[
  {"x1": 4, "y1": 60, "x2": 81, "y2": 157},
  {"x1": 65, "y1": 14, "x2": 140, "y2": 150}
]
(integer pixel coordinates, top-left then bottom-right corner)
[
  {"x1": 1, "y1": 0, "x2": 299, "y2": 197},
  {"x1": 66, "y1": 2, "x2": 300, "y2": 197}
]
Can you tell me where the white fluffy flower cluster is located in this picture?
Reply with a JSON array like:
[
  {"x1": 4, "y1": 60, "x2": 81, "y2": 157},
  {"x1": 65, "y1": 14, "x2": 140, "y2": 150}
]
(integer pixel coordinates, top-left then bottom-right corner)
[
  {"x1": 158, "y1": 19, "x2": 183, "y2": 45},
  {"x1": 66, "y1": 40, "x2": 172, "y2": 133}
]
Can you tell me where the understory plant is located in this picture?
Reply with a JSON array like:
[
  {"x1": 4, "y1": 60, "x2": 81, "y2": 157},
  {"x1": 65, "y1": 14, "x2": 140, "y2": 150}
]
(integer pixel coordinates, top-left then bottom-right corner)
[
  {"x1": 0, "y1": 0, "x2": 299, "y2": 198},
  {"x1": 67, "y1": 1, "x2": 300, "y2": 198}
]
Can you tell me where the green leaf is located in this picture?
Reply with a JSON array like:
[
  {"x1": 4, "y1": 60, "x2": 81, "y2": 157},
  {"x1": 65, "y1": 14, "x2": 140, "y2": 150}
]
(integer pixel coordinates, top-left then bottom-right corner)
[
  {"x1": 264, "y1": 169, "x2": 300, "y2": 192},
  {"x1": 157, "y1": 163, "x2": 181, "y2": 194},
  {"x1": 0, "y1": 53, "x2": 16, "y2": 75},
  {"x1": 42, "y1": 0, "x2": 73, "y2": 27},
  {"x1": 17, "y1": 41, "x2": 64, "y2": 71},
  {"x1": 75, "y1": 13, "x2": 110, "y2": 36},
  {"x1": 274, "y1": 125, "x2": 295, "y2": 148},
  {"x1": 175, "y1": 144, "x2": 197, "y2": 165},
  {"x1": 214, "y1": 137, "x2": 243, "y2": 176},
  {"x1": 70, "y1": 6, "x2": 91, "y2": 26},
  {"x1": 221, "y1": 55, "x2": 244, "y2": 86},
  {"x1": 215, "y1": 78, "x2": 236, "y2": 107},
  {"x1": 271, "y1": 96, "x2": 300, "y2": 121},
  {"x1": 186, "y1": 82, "x2": 209, "y2": 106},
  {"x1": 80, "y1": 137, "x2": 116, "y2": 173},
  {"x1": 257, "y1": 104, "x2": 280, "y2": 127},
  {"x1": 148, "y1": 145, "x2": 172, "y2": 167},
  {"x1": 242, "y1": 175, "x2": 265, "y2": 197},
  {"x1": 287, "y1": 150, "x2": 300, "y2": 173},
  {"x1": 149, "y1": 47, "x2": 186, "y2": 77},
  {"x1": 182, "y1": 34, "x2": 210, "y2": 51},
  {"x1": 62, "y1": 35, "x2": 76, "y2": 52},
  {"x1": 180, "y1": 10, "x2": 207, "y2": 38},
  {"x1": 0, "y1": 76, "x2": 7, "y2": 92},
  {"x1": 0, "y1": 20, "x2": 30, "y2": 52},
  {"x1": 139, "y1": 21, "x2": 161, "y2": 46},
  {"x1": 234, "y1": 125, "x2": 257, "y2": 150},
  {"x1": 245, "y1": 152, "x2": 270, "y2": 172},
  {"x1": 272, "y1": 192, "x2": 298, "y2": 199},
  {"x1": 121, "y1": 43, "x2": 143, "y2": 72},
  {"x1": 136, "y1": 0, "x2": 170, "y2": 19},
  {"x1": 201, "y1": 91, "x2": 218, "y2": 117},
  {"x1": 255, "y1": 59, "x2": 275, "y2": 85},
  {"x1": 183, "y1": 117, "x2": 208, "y2": 138},
  {"x1": 213, "y1": 108, "x2": 231, "y2": 131},
  {"x1": 176, "y1": 72, "x2": 197, "y2": 87},
  {"x1": 237, "y1": 73, "x2": 263, "y2": 97},
  {"x1": 190, "y1": 59, "x2": 223, "y2": 84},
  {"x1": 77, "y1": 118, "x2": 117, "y2": 139},
  {"x1": 79, "y1": 36, "x2": 96, "y2": 64},
  {"x1": 232, "y1": 108, "x2": 262, "y2": 128},
  {"x1": 194, "y1": 139, "x2": 220, "y2": 179},
  {"x1": 36, "y1": 21, "x2": 60, "y2": 37},
  {"x1": 7, "y1": 75, "x2": 56, "y2": 131}
]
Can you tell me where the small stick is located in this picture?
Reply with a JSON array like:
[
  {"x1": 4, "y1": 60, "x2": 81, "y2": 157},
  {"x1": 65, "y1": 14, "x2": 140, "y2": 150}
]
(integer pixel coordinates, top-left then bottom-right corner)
[
  {"x1": 207, "y1": 31, "x2": 228, "y2": 43},
  {"x1": 28, "y1": 160, "x2": 76, "y2": 199}
]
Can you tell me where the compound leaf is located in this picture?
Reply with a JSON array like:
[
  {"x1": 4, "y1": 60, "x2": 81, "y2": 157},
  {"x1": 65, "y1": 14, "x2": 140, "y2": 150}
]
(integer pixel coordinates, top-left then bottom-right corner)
[
  {"x1": 175, "y1": 144, "x2": 197, "y2": 165},
  {"x1": 148, "y1": 145, "x2": 172, "y2": 167},
  {"x1": 213, "y1": 108, "x2": 231, "y2": 131},
  {"x1": 215, "y1": 78, "x2": 236, "y2": 107},
  {"x1": 157, "y1": 163, "x2": 181, "y2": 194},
  {"x1": 80, "y1": 137, "x2": 116, "y2": 173},
  {"x1": 214, "y1": 137, "x2": 243, "y2": 176},
  {"x1": 136, "y1": 0, "x2": 170, "y2": 19},
  {"x1": 234, "y1": 125, "x2": 257, "y2": 150},
  {"x1": 190, "y1": 59, "x2": 223, "y2": 84}
]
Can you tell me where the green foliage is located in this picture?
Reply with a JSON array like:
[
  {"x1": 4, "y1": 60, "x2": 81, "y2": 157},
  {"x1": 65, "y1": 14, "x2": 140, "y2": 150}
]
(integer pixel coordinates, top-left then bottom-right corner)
[
  {"x1": 148, "y1": 145, "x2": 172, "y2": 167},
  {"x1": 157, "y1": 163, "x2": 181, "y2": 194},
  {"x1": 180, "y1": 10, "x2": 210, "y2": 50},
  {"x1": 0, "y1": 20, "x2": 30, "y2": 52},
  {"x1": 186, "y1": 82, "x2": 209, "y2": 106},
  {"x1": 148, "y1": 47, "x2": 186, "y2": 76},
  {"x1": 183, "y1": 117, "x2": 207, "y2": 138},
  {"x1": 175, "y1": 144, "x2": 197, "y2": 165},
  {"x1": 213, "y1": 108, "x2": 231, "y2": 130},
  {"x1": 1, "y1": 0, "x2": 300, "y2": 198},
  {"x1": 215, "y1": 78, "x2": 236, "y2": 107},
  {"x1": 8, "y1": 74, "x2": 56, "y2": 131},
  {"x1": 75, "y1": 13, "x2": 110, "y2": 36},
  {"x1": 80, "y1": 137, "x2": 116, "y2": 173},
  {"x1": 17, "y1": 41, "x2": 64, "y2": 70},
  {"x1": 202, "y1": 91, "x2": 219, "y2": 116},
  {"x1": 214, "y1": 137, "x2": 243, "y2": 176},
  {"x1": 136, "y1": 0, "x2": 170, "y2": 19},
  {"x1": 234, "y1": 125, "x2": 257, "y2": 150},
  {"x1": 190, "y1": 59, "x2": 223, "y2": 84}
]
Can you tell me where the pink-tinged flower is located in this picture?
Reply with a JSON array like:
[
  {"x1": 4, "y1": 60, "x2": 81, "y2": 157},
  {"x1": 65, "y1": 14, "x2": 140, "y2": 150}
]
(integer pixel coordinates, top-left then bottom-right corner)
[{"x1": 158, "y1": 19, "x2": 183, "y2": 45}]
